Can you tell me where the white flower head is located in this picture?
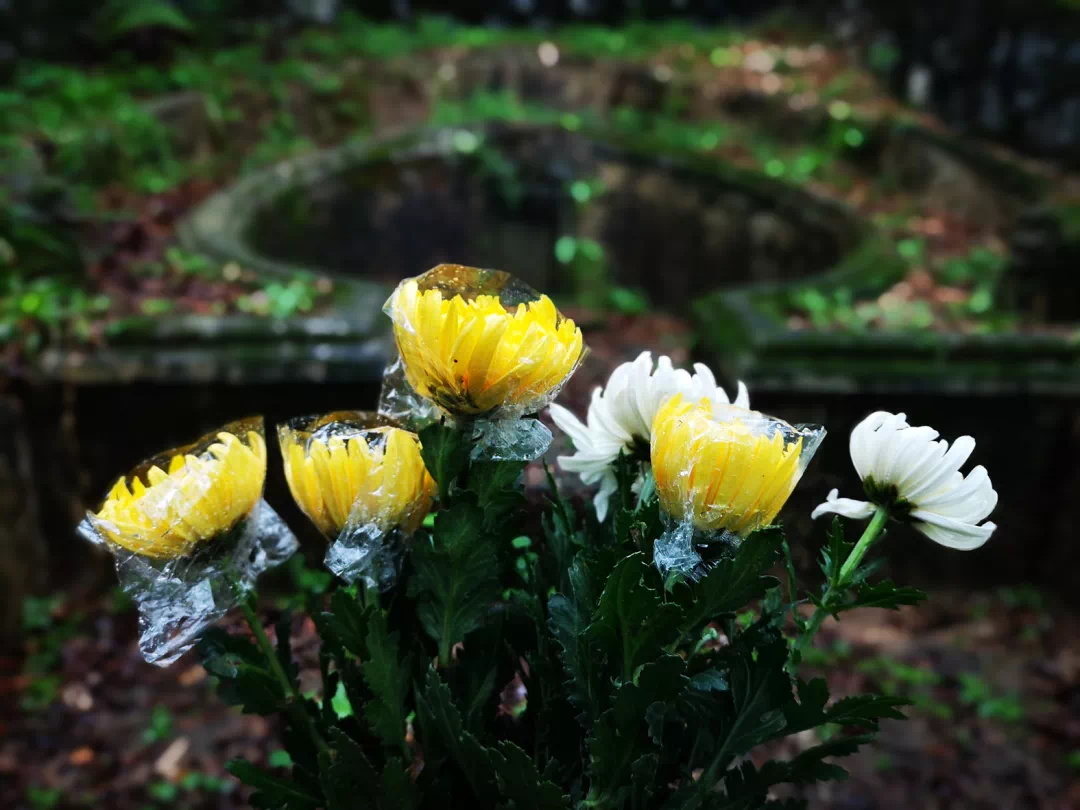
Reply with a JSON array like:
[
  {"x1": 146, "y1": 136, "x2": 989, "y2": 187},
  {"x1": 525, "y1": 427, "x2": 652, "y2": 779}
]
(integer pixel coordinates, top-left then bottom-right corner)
[
  {"x1": 549, "y1": 351, "x2": 749, "y2": 521},
  {"x1": 812, "y1": 411, "x2": 997, "y2": 550}
]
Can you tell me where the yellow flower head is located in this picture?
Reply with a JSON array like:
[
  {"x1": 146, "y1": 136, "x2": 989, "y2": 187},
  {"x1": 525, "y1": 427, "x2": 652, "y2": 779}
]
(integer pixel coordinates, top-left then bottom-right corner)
[
  {"x1": 279, "y1": 412, "x2": 435, "y2": 539},
  {"x1": 91, "y1": 418, "x2": 267, "y2": 560},
  {"x1": 386, "y1": 264, "x2": 586, "y2": 418},
  {"x1": 651, "y1": 395, "x2": 824, "y2": 536}
]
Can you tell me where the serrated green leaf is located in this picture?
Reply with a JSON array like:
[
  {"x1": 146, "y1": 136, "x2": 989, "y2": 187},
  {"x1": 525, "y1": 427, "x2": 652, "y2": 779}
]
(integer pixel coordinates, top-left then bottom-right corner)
[
  {"x1": 380, "y1": 758, "x2": 422, "y2": 810},
  {"x1": 409, "y1": 501, "x2": 500, "y2": 664},
  {"x1": 469, "y1": 460, "x2": 527, "y2": 530},
  {"x1": 320, "y1": 589, "x2": 370, "y2": 658},
  {"x1": 198, "y1": 628, "x2": 284, "y2": 714},
  {"x1": 678, "y1": 528, "x2": 784, "y2": 633},
  {"x1": 701, "y1": 639, "x2": 791, "y2": 792},
  {"x1": 826, "y1": 694, "x2": 909, "y2": 727},
  {"x1": 362, "y1": 607, "x2": 412, "y2": 754},
  {"x1": 490, "y1": 741, "x2": 569, "y2": 810},
  {"x1": 820, "y1": 518, "x2": 852, "y2": 584},
  {"x1": 842, "y1": 580, "x2": 927, "y2": 612},
  {"x1": 413, "y1": 669, "x2": 497, "y2": 801},
  {"x1": 586, "y1": 553, "x2": 683, "y2": 681},
  {"x1": 318, "y1": 728, "x2": 378, "y2": 810},
  {"x1": 418, "y1": 422, "x2": 470, "y2": 500},
  {"x1": 548, "y1": 574, "x2": 601, "y2": 713},
  {"x1": 226, "y1": 759, "x2": 321, "y2": 810},
  {"x1": 587, "y1": 684, "x2": 647, "y2": 804}
]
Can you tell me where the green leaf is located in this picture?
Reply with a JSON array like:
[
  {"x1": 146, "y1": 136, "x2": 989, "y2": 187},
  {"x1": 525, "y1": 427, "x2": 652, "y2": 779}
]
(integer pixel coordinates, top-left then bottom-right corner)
[
  {"x1": 362, "y1": 607, "x2": 413, "y2": 753},
  {"x1": 540, "y1": 463, "x2": 584, "y2": 587},
  {"x1": 418, "y1": 422, "x2": 470, "y2": 500},
  {"x1": 379, "y1": 758, "x2": 422, "y2": 810},
  {"x1": 319, "y1": 589, "x2": 370, "y2": 658},
  {"x1": 490, "y1": 741, "x2": 569, "y2": 810},
  {"x1": 707, "y1": 640, "x2": 791, "y2": 782},
  {"x1": 589, "y1": 655, "x2": 689, "y2": 799},
  {"x1": 469, "y1": 461, "x2": 528, "y2": 532},
  {"x1": 690, "y1": 669, "x2": 729, "y2": 693},
  {"x1": 819, "y1": 518, "x2": 852, "y2": 585},
  {"x1": 198, "y1": 628, "x2": 284, "y2": 714},
  {"x1": 226, "y1": 759, "x2": 321, "y2": 810},
  {"x1": 413, "y1": 669, "x2": 497, "y2": 801},
  {"x1": 409, "y1": 501, "x2": 500, "y2": 664},
  {"x1": 826, "y1": 694, "x2": 909, "y2": 727},
  {"x1": 587, "y1": 683, "x2": 648, "y2": 804},
  {"x1": 586, "y1": 553, "x2": 683, "y2": 681},
  {"x1": 548, "y1": 558, "x2": 603, "y2": 714},
  {"x1": 842, "y1": 581, "x2": 927, "y2": 612},
  {"x1": 318, "y1": 728, "x2": 378, "y2": 810},
  {"x1": 275, "y1": 612, "x2": 298, "y2": 690},
  {"x1": 678, "y1": 528, "x2": 784, "y2": 632}
]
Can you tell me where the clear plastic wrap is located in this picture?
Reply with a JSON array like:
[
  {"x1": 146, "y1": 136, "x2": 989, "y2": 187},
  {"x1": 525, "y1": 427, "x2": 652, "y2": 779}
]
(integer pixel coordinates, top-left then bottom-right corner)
[
  {"x1": 77, "y1": 417, "x2": 298, "y2": 666},
  {"x1": 650, "y1": 394, "x2": 824, "y2": 576},
  {"x1": 376, "y1": 355, "x2": 441, "y2": 431},
  {"x1": 381, "y1": 263, "x2": 586, "y2": 459},
  {"x1": 278, "y1": 411, "x2": 435, "y2": 588}
]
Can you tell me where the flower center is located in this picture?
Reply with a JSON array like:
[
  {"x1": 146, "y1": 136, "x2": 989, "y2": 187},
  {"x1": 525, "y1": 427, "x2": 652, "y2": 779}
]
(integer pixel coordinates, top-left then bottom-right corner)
[{"x1": 862, "y1": 476, "x2": 914, "y2": 518}]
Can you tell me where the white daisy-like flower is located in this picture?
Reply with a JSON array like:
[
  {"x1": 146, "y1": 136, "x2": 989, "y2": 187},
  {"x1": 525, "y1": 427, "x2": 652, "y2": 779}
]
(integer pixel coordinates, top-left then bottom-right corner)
[
  {"x1": 811, "y1": 411, "x2": 997, "y2": 550},
  {"x1": 548, "y1": 351, "x2": 749, "y2": 521}
]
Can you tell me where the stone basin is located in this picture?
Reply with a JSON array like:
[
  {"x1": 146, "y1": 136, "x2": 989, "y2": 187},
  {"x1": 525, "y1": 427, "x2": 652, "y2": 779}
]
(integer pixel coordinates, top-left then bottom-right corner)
[{"x1": 182, "y1": 121, "x2": 862, "y2": 314}]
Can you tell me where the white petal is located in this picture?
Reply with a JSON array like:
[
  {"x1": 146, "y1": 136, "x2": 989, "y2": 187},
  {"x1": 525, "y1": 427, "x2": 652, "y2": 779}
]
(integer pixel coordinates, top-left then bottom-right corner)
[
  {"x1": 549, "y1": 403, "x2": 593, "y2": 450},
  {"x1": 811, "y1": 489, "x2": 876, "y2": 521},
  {"x1": 588, "y1": 388, "x2": 634, "y2": 445},
  {"x1": 904, "y1": 436, "x2": 976, "y2": 503},
  {"x1": 849, "y1": 412, "x2": 894, "y2": 481},
  {"x1": 733, "y1": 381, "x2": 750, "y2": 409},
  {"x1": 593, "y1": 472, "x2": 619, "y2": 522},
  {"x1": 917, "y1": 466, "x2": 997, "y2": 524},
  {"x1": 557, "y1": 455, "x2": 614, "y2": 479},
  {"x1": 868, "y1": 412, "x2": 912, "y2": 483},
  {"x1": 910, "y1": 510, "x2": 996, "y2": 550},
  {"x1": 880, "y1": 426, "x2": 938, "y2": 487}
]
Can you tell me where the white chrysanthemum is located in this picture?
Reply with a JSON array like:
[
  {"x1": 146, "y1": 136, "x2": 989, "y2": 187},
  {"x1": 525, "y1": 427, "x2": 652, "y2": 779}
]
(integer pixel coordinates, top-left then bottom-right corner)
[
  {"x1": 549, "y1": 351, "x2": 749, "y2": 521},
  {"x1": 811, "y1": 411, "x2": 997, "y2": 550}
]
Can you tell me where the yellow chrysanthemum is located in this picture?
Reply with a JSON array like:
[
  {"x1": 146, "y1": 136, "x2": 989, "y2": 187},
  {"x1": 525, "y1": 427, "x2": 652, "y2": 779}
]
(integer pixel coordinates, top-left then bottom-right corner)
[
  {"x1": 387, "y1": 264, "x2": 585, "y2": 417},
  {"x1": 93, "y1": 424, "x2": 267, "y2": 560},
  {"x1": 651, "y1": 395, "x2": 821, "y2": 536},
  {"x1": 279, "y1": 413, "x2": 435, "y2": 539}
]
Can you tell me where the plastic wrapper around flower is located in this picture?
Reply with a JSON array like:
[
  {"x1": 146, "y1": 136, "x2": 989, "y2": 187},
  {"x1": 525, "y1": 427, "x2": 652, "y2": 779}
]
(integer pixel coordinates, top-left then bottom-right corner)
[
  {"x1": 76, "y1": 417, "x2": 298, "y2": 666},
  {"x1": 650, "y1": 396, "x2": 825, "y2": 580},
  {"x1": 382, "y1": 263, "x2": 587, "y2": 462},
  {"x1": 278, "y1": 411, "x2": 435, "y2": 589}
]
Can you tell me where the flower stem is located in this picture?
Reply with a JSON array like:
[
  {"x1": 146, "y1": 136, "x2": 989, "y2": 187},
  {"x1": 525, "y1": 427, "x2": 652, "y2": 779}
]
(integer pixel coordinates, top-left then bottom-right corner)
[
  {"x1": 792, "y1": 506, "x2": 890, "y2": 665},
  {"x1": 237, "y1": 592, "x2": 330, "y2": 756},
  {"x1": 837, "y1": 505, "x2": 890, "y2": 587}
]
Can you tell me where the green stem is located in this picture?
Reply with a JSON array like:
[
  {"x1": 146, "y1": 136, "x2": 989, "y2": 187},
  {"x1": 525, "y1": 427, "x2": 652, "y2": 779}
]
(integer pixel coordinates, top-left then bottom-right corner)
[
  {"x1": 793, "y1": 506, "x2": 890, "y2": 664},
  {"x1": 238, "y1": 593, "x2": 330, "y2": 757},
  {"x1": 837, "y1": 506, "x2": 890, "y2": 587}
]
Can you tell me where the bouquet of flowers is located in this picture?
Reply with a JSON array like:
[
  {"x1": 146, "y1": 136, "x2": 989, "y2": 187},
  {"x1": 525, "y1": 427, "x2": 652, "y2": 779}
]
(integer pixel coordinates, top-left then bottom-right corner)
[{"x1": 80, "y1": 263, "x2": 996, "y2": 809}]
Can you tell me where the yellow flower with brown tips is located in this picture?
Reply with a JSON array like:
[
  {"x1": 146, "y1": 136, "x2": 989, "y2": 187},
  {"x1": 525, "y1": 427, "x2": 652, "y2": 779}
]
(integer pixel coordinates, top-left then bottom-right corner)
[
  {"x1": 651, "y1": 395, "x2": 823, "y2": 536},
  {"x1": 91, "y1": 419, "x2": 267, "y2": 560},
  {"x1": 386, "y1": 264, "x2": 585, "y2": 418},
  {"x1": 279, "y1": 412, "x2": 435, "y2": 539}
]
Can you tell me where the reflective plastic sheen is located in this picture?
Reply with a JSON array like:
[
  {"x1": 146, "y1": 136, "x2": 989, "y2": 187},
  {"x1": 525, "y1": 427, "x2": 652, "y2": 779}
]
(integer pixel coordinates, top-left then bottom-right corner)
[
  {"x1": 78, "y1": 417, "x2": 298, "y2": 665},
  {"x1": 651, "y1": 395, "x2": 825, "y2": 536},
  {"x1": 279, "y1": 411, "x2": 435, "y2": 588},
  {"x1": 384, "y1": 263, "x2": 586, "y2": 420}
]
